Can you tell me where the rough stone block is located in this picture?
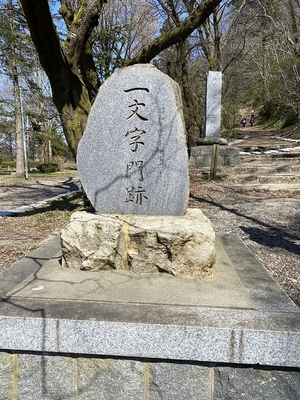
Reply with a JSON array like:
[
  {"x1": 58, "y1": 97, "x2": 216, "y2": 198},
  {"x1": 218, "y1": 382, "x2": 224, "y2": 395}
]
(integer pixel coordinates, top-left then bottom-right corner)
[
  {"x1": 197, "y1": 137, "x2": 228, "y2": 145},
  {"x1": 148, "y1": 362, "x2": 212, "y2": 399},
  {"x1": 195, "y1": 155, "x2": 204, "y2": 166},
  {"x1": 190, "y1": 147, "x2": 201, "y2": 157},
  {"x1": 77, "y1": 358, "x2": 145, "y2": 400},
  {"x1": 0, "y1": 352, "x2": 15, "y2": 399},
  {"x1": 16, "y1": 354, "x2": 75, "y2": 399},
  {"x1": 214, "y1": 366, "x2": 300, "y2": 400},
  {"x1": 61, "y1": 208, "x2": 216, "y2": 279}
]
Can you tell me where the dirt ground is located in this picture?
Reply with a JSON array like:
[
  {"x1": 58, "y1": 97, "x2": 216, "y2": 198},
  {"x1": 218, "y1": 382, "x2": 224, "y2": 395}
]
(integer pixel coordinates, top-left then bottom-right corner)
[
  {"x1": 189, "y1": 168, "x2": 300, "y2": 306},
  {"x1": 0, "y1": 126, "x2": 299, "y2": 305}
]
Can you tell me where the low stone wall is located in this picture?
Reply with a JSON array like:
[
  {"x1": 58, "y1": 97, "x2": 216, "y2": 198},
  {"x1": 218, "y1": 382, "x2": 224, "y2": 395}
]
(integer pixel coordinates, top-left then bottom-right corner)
[
  {"x1": 189, "y1": 145, "x2": 240, "y2": 167},
  {"x1": 0, "y1": 351, "x2": 299, "y2": 399}
]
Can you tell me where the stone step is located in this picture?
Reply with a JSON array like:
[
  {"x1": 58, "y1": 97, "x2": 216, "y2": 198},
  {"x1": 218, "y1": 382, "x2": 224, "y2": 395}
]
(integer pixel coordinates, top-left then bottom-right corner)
[
  {"x1": 223, "y1": 182, "x2": 300, "y2": 192},
  {"x1": 238, "y1": 146, "x2": 300, "y2": 153},
  {"x1": 240, "y1": 153, "x2": 300, "y2": 161},
  {"x1": 219, "y1": 163, "x2": 300, "y2": 175},
  {"x1": 220, "y1": 173, "x2": 300, "y2": 183},
  {"x1": 269, "y1": 152, "x2": 300, "y2": 159}
]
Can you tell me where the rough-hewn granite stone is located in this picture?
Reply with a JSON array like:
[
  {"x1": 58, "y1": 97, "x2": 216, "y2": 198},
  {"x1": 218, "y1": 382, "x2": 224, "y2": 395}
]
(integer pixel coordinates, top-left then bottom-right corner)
[
  {"x1": 196, "y1": 137, "x2": 228, "y2": 145},
  {"x1": 61, "y1": 208, "x2": 216, "y2": 279}
]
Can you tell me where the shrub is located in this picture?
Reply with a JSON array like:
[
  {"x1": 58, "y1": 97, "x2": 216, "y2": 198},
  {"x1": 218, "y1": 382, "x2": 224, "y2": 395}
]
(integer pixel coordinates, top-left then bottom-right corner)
[
  {"x1": 29, "y1": 161, "x2": 40, "y2": 169},
  {"x1": 259, "y1": 101, "x2": 298, "y2": 128},
  {"x1": 0, "y1": 161, "x2": 16, "y2": 169},
  {"x1": 37, "y1": 163, "x2": 59, "y2": 173},
  {"x1": 282, "y1": 111, "x2": 298, "y2": 128}
]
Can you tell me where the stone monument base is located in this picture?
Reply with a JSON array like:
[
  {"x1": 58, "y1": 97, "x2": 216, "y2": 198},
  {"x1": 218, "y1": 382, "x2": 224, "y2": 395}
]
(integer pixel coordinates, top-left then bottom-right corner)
[
  {"x1": 196, "y1": 137, "x2": 228, "y2": 145},
  {"x1": 189, "y1": 145, "x2": 240, "y2": 167},
  {"x1": 60, "y1": 208, "x2": 216, "y2": 279}
]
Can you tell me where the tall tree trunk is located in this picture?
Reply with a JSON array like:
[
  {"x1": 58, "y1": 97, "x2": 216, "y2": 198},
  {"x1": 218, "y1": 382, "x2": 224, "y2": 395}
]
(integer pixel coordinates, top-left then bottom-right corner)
[
  {"x1": 19, "y1": 0, "x2": 100, "y2": 160},
  {"x1": 13, "y1": 68, "x2": 25, "y2": 176},
  {"x1": 178, "y1": 41, "x2": 198, "y2": 148},
  {"x1": 9, "y1": 3, "x2": 24, "y2": 176},
  {"x1": 52, "y1": 72, "x2": 91, "y2": 161}
]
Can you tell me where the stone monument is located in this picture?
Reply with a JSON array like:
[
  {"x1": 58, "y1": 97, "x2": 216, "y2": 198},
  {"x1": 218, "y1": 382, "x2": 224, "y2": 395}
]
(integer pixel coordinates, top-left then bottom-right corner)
[
  {"x1": 204, "y1": 70, "x2": 222, "y2": 139},
  {"x1": 77, "y1": 64, "x2": 188, "y2": 216},
  {"x1": 196, "y1": 70, "x2": 226, "y2": 146},
  {"x1": 61, "y1": 64, "x2": 216, "y2": 278},
  {"x1": 191, "y1": 71, "x2": 240, "y2": 169}
]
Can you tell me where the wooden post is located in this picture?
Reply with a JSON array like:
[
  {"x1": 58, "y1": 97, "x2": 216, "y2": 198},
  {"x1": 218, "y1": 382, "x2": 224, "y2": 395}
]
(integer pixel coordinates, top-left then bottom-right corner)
[{"x1": 210, "y1": 144, "x2": 219, "y2": 179}]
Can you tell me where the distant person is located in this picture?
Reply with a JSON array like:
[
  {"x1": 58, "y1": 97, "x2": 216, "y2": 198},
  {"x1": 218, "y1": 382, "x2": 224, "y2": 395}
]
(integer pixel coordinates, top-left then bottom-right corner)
[
  {"x1": 250, "y1": 115, "x2": 254, "y2": 127},
  {"x1": 241, "y1": 117, "x2": 246, "y2": 127}
]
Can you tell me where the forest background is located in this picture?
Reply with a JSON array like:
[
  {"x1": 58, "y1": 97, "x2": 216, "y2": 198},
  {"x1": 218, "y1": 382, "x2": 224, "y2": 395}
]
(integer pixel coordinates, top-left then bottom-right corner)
[{"x1": 0, "y1": 0, "x2": 299, "y2": 177}]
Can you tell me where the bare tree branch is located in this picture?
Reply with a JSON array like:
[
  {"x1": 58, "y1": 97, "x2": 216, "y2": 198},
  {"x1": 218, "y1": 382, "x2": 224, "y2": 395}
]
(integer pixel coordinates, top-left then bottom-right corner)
[{"x1": 127, "y1": 0, "x2": 223, "y2": 65}]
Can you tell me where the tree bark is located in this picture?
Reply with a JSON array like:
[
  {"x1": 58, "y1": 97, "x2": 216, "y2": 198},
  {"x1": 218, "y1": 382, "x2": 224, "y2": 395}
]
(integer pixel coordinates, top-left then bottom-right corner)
[
  {"x1": 178, "y1": 40, "x2": 198, "y2": 147},
  {"x1": 13, "y1": 66, "x2": 25, "y2": 176},
  {"x1": 9, "y1": 4, "x2": 24, "y2": 176}
]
